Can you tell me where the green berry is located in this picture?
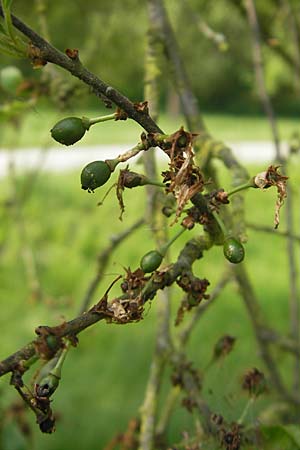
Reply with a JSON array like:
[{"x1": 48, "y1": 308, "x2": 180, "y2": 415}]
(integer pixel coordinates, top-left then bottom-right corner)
[
  {"x1": 36, "y1": 372, "x2": 60, "y2": 397},
  {"x1": 51, "y1": 117, "x2": 88, "y2": 146},
  {"x1": 140, "y1": 250, "x2": 163, "y2": 273},
  {"x1": 81, "y1": 160, "x2": 111, "y2": 192},
  {"x1": 0, "y1": 66, "x2": 23, "y2": 94},
  {"x1": 223, "y1": 237, "x2": 245, "y2": 264}
]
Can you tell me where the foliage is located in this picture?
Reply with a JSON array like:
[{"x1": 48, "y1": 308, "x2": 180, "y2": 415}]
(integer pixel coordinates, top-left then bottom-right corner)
[{"x1": 3, "y1": 0, "x2": 300, "y2": 112}]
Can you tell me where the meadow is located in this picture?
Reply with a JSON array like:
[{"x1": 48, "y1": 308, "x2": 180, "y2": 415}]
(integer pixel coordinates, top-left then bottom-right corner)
[
  {"x1": 0, "y1": 140, "x2": 299, "y2": 448},
  {"x1": 0, "y1": 106, "x2": 299, "y2": 148}
]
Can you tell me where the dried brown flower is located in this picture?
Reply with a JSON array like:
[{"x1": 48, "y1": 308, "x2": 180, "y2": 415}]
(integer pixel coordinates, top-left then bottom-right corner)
[
  {"x1": 162, "y1": 128, "x2": 205, "y2": 223},
  {"x1": 242, "y1": 367, "x2": 267, "y2": 397},
  {"x1": 254, "y1": 165, "x2": 288, "y2": 229},
  {"x1": 213, "y1": 335, "x2": 236, "y2": 359}
]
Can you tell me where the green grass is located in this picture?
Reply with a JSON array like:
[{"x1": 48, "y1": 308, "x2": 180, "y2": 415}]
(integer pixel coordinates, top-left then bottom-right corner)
[
  {"x1": 0, "y1": 162, "x2": 299, "y2": 449},
  {"x1": 0, "y1": 106, "x2": 299, "y2": 148}
]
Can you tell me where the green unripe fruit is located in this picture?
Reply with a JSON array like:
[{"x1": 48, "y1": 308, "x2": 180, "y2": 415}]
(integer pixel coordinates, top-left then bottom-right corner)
[
  {"x1": 223, "y1": 237, "x2": 245, "y2": 264},
  {"x1": 36, "y1": 372, "x2": 60, "y2": 397},
  {"x1": 140, "y1": 250, "x2": 163, "y2": 273},
  {"x1": 51, "y1": 117, "x2": 89, "y2": 146},
  {"x1": 0, "y1": 66, "x2": 23, "y2": 94},
  {"x1": 81, "y1": 160, "x2": 111, "y2": 192}
]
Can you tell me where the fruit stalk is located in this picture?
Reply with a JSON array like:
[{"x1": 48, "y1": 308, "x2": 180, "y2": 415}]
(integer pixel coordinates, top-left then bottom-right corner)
[
  {"x1": 227, "y1": 180, "x2": 256, "y2": 197},
  {"x1": 88, "y1": 113, "x2": 117, "y2": 126}
]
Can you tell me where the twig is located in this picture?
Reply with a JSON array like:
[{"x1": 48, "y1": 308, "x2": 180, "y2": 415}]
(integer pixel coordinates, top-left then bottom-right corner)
[
  {"x1": 155, "y1": 273, "x2": 231, "y2": 439},
  {"x1": 245, "y1": 0, "x2": 300, "y2": 396},
  {"x1": 283, "y1": 0, "x2": 300, "y2": 92},
  {"x1": 0, "y1": 6, "x2": 163, "y2": 135},
  {"x1": 154, "y1": 0, "x2": 299, "y2": 408},
  {"x1": 259, "y1": 329, "x2": 300, "y2": 357},
  {"x1": 244, "y1": 0, "x2": 281, "y2": 161},
  {"x1": 155, "y1": 386, "x2": 180, "y2": 438},
  {"x1": 178, "y1": 273, "x2": 232, "y2": 346},
  {"x1": 182, "y1": 0, "x2": 228, "y2": 50},
  {"x1": 139, "y1": 290, "x2": 171, "y2": 450},
  {"x1": 139, "y1": 13, "x2": 171, "y2": 448},
  {"x1": 234, "y1": 264, "x2": 300, "y2": 406},
  {"x1": 284, "y1": 179, "x2": 300, "y2": 393},
  {"x1": 79, "y1": 218, "x2": 144, "y2": 314},
  {"x1": 146, "y1": 0, "x2": 207, "y2": 133},
  {"x1": 246, "y1": 221, "x2": 300, "y2": 243},
  {"x1": 0, "y1": 235, "x2": 213, "y2": 377},
  {"x1": 228, "y1": 0, "x2": 297, "y2": 72}
]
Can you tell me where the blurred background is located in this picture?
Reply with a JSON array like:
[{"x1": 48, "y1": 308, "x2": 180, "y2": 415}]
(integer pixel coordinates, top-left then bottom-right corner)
[{"x1": 0, "y1": 0, "x2": 300, "y2": 449}]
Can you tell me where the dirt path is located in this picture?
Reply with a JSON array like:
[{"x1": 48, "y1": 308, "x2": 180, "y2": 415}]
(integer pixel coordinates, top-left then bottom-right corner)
[{"x1": 0, "y1": 141, "x2": 288, "y2": 177}]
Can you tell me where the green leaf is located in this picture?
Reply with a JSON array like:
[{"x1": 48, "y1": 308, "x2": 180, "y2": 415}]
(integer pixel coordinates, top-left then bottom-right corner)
[
  {"x1": 0, "y1": 16, "x2": 27, "y2": 57},
  {"x1": 283, "y1": 425, "x2": 300, "y2": 447},
  {"x1": 0, "y1": 20, "x2": 7, "y2": 33},
  {"x1": 261, "y1": 425, "x2": 300, "y2": 450},
  {"x1": 0, "y1": 39, "x2": 24, "y2": 57},
  {"x1": 2, "y1": 0, "x2": 14, "y2": 10}
]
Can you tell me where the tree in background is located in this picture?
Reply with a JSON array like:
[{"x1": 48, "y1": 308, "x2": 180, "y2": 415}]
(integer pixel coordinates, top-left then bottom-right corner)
[{"x1": 0, "y1": 1, "x2": 300, "y2": 449}]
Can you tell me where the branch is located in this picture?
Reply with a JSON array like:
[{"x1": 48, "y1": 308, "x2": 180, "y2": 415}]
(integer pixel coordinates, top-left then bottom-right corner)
[
  {"x1": 152, "y1": 0, "x2": 299, "y2": 408},
  {"x1": 247, "y1": 221, "x2": 300, "y2": 243},
  {"x1": 178, "y1": 272, "x2": 232, "y2": 346},
  {"x1": 229, "y1": 0, "x2": 297, "y2": 71},
  {"x1": 147, "y1": 0, "x2": 207, "y2": 134},
  {"x1": 245, "y1": 0, "x2": 300, "y2": 396},
  {"x1": 0, "y1": 235, "x2": 212, "y2": 377},
  {"x1": 139, "y1": 11, "x2": 171, "y2": 448},
  {"x1": 260, "y1": 329, "x2": 300, "y2": 357},
  {"x1": 79, "y1": 218, "x2": 144, "y2": 314},
  {"x1": 244, "y1": 0, "x2": 281, "y2": 161},
  {"x1": 155, "y1": 273, "x2": 231, "y2": 439},
  {"x1": 234, "y1": 264, "x2": 300, "y2": 406},
  {"x1": 0, "y1": 6, "x2": 163, "y2": 135},
  {"x1": 182, "y1": 0, "x2": 228, "y2": 50}
]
